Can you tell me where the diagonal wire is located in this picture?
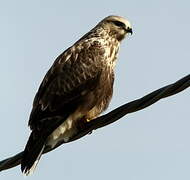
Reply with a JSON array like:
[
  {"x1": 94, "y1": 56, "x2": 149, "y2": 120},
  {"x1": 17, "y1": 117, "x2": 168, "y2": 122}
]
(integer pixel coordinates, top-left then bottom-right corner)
[{"x1": 0, "y1": 74, "x2": 189, "y2": 172}]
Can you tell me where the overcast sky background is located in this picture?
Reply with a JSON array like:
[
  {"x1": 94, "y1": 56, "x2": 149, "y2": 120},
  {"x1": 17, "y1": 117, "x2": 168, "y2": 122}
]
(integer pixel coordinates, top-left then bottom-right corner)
[{"x1": 0, "y1": 1, "x2": 189, "y2": 180}]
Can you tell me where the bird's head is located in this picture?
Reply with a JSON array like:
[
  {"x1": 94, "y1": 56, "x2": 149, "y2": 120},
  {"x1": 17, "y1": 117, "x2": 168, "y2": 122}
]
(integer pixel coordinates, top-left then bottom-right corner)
[{"x1": 99, "y1": 15, "x2": 133, "y2": 41}]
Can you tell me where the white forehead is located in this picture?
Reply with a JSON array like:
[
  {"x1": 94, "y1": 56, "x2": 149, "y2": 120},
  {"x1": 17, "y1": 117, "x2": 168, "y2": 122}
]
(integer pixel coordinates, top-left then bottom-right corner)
[{"x1": 102, "y1": 15, "x2": 132, "y2": 28}]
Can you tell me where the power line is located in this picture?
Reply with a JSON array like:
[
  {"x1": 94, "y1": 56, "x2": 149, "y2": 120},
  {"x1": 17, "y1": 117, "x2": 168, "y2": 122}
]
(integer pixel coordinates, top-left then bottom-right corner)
[{"x1": 0, "y1": 74, "x2": 189, "y2": 172}]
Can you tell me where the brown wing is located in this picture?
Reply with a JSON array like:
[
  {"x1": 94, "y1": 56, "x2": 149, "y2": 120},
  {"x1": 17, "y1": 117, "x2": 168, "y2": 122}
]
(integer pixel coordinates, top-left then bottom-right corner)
[
  {"x1": 21, "y1": 39, "x2": 107, "y2": 174},
  {"x1": 28, "y1": 39, "x2": 105, "y2": 131}
]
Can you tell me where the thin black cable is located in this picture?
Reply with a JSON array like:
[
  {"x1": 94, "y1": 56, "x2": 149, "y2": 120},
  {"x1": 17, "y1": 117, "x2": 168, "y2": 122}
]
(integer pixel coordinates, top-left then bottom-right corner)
[{"x1": 0, "y1": 74, "x2": 189, "y2": 172}]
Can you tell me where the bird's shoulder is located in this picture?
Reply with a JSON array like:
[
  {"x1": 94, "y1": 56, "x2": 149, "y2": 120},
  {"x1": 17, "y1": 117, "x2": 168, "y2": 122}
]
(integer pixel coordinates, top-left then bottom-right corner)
[
  {"x1": 28, "y1": 37, "x2": 108, "y2": 129},
  {"x1": 35, "y1": 37, "x2": 108, "y2": 102}
]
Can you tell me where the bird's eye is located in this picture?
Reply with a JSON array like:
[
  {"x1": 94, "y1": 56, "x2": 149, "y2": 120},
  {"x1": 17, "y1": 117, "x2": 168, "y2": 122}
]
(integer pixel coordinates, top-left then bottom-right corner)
[{"x1": 112, "y1": 21, "x2": 126, "y2": 28}]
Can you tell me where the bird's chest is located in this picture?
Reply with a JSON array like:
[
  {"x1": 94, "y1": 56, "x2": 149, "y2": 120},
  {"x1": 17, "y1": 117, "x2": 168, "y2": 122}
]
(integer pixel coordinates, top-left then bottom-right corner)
[{"x1": 104, "y1": 42, "x2": 119, "y2": 68}]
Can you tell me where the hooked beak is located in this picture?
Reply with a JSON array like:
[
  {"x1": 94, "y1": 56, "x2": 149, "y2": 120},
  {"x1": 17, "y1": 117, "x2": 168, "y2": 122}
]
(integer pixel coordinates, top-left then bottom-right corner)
[{"x1": 126, "y1": 27, "x2": 133, "y2": 35}]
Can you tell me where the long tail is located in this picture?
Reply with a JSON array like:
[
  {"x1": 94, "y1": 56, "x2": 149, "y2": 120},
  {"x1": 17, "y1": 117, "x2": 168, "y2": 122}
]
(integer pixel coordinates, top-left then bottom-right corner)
[
  {"x1": 0, "y1": 151, "x2": 23, "y2": 172},
  {"x1": 0, "y1": 133, "x2": 46, "y2": 174},
  {"x1": 21, "y1": 131, "x2": 46, "y2": 175},
  {"x1": 0, "y1": 143, "x2": 45, "y2": 175}
]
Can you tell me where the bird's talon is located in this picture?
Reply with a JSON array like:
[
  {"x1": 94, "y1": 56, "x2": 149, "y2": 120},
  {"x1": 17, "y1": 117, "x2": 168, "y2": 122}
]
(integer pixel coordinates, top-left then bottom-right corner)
[{"x1": 86, "y1": 119, "x2": 91, "y2": 122}]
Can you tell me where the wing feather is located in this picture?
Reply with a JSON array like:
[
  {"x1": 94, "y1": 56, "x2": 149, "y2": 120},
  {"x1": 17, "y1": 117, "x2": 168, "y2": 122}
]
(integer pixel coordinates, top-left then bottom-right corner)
[{"x1": 29, "y1": 39, "x2": 105, "y2": 130}]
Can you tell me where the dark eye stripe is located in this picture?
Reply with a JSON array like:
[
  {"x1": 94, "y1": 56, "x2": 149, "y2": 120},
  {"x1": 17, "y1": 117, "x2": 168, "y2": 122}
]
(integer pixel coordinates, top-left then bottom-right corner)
[{"x1": 112, "y1": 21, "x2": 126, "y2": 28}]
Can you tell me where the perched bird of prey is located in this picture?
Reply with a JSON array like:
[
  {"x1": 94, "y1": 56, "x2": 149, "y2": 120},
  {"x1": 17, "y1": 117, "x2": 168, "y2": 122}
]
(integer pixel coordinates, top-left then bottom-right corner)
[{"x1": 21, "y1": 15, "x2": 132, "y2": 175}]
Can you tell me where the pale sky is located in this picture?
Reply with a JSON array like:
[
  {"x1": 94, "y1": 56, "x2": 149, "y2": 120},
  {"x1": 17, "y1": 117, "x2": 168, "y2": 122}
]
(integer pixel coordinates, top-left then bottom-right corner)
[{"x1": 0, "y1": 1, "x2": 190, "y2": 180}]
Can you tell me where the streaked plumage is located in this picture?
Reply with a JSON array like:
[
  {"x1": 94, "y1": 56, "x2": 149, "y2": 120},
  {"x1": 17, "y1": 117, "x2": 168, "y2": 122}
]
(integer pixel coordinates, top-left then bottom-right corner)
[{"x1": 21, "y1": 15, "x2": 132, "y2": 175}]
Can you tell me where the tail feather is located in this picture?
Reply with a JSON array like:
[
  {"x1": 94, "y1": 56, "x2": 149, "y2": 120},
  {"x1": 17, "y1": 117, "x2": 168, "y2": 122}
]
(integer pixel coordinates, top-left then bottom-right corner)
[
  {"x1": 22, "y1": 145, "x2": 45, "y2": 175},
  {"x1": 21, "y1": 131, "x2": 46, "y2": 175}
]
